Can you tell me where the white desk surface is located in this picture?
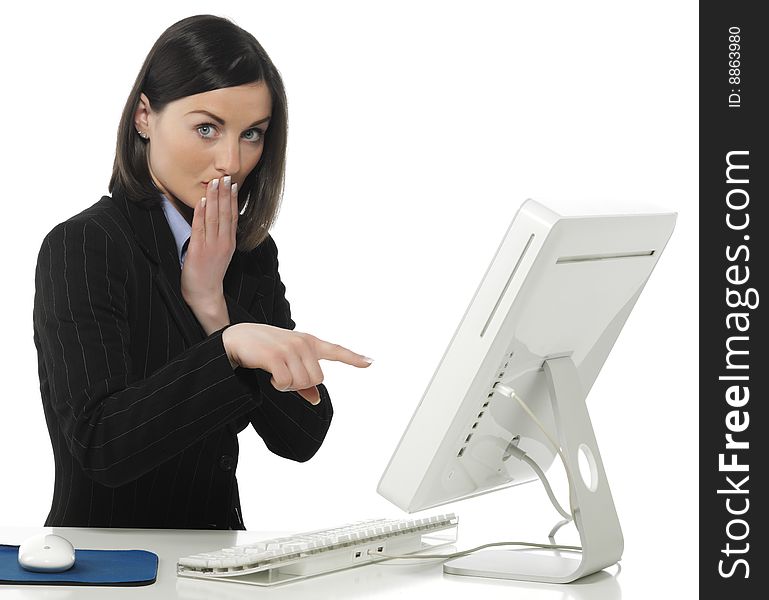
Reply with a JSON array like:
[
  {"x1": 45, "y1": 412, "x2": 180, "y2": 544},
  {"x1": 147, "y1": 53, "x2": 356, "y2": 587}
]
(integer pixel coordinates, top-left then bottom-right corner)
[{"x1": 0, "y1": 526, "x2": 621, "y2": 599}]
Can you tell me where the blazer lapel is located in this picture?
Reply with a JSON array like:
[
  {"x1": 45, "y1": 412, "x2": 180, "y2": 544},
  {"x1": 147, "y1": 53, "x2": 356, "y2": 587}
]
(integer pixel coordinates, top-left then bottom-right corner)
[{"x1": 110, "y1": 183, "x2": 206, "y2": 346}]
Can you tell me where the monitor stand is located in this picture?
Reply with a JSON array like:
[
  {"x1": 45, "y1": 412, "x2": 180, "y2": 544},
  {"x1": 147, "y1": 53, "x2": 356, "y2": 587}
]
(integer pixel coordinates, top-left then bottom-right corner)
[{"x1": 443, "y1": 356, "x2": 624, "y2": 584}]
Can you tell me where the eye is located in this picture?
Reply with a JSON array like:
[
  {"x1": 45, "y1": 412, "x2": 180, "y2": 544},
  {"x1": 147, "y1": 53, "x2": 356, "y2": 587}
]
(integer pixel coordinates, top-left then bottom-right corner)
[
  {"x1": 243, "y1": 128, "x2": 265, "y2": 142},
  {"x1": 196, "y1": 123, "x2": 265, "y2": 144},
  {"x1": 196, "y1": 124, "x2": 215, "y2": 138}
]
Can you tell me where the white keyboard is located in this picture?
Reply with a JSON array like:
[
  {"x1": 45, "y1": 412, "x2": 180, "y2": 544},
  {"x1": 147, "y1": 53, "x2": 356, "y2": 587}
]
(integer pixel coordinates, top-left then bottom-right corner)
[{"x1": 177, "y1": 513, "x2": 458, "y2": 587}]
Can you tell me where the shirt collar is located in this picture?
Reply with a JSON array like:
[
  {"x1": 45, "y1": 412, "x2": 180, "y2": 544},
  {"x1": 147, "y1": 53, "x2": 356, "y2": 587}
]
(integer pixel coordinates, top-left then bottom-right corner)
[{"x1": 159, "y1": 194, "x2": 192, "y2": 266}]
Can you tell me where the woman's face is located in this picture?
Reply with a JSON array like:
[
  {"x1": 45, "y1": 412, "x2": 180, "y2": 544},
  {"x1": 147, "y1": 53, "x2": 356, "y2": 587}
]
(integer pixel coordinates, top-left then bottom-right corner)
[{"x1": 134, "y1": 82, "x2": 272, "y2": 223}]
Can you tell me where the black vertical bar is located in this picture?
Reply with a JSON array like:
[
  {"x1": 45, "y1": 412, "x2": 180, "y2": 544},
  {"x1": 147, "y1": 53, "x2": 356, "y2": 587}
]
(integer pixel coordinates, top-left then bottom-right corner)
[{"x1": 700, "y1": 4, "x2": 767, "y2": 598}]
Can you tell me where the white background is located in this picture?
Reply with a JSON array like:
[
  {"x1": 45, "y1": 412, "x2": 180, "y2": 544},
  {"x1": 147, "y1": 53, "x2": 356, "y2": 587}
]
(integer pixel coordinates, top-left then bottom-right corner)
[{"x1": 0, "y1": 1, "x2": 697, "y2": 598}]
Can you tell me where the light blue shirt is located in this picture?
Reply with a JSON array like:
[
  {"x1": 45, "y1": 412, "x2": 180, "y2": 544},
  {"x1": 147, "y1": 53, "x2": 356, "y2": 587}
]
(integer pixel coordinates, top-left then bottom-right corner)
[{"x1": 159, "y1": 195, "x2": 192, "y2": 267}]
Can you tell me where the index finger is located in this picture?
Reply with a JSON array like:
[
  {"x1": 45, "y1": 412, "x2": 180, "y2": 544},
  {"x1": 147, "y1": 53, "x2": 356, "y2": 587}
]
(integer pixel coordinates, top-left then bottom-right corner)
[
  {"x1": 219, "y1": 175, "x2": 233, "y2": 238},
  {"x1": 314, "y1": 339, "x2": 373, "y2": 368}
]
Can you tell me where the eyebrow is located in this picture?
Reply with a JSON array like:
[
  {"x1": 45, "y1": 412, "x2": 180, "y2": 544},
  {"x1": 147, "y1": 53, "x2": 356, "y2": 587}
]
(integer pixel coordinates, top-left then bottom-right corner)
[{"x1": 186, "y1": 110, "x2": 271, "y2": 128}]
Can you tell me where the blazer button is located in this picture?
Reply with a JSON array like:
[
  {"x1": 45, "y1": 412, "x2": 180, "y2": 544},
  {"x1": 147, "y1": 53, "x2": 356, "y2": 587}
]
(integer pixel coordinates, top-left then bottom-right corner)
[{"x1": 219, "y1": 455, "x2": 234, "y2": 471}]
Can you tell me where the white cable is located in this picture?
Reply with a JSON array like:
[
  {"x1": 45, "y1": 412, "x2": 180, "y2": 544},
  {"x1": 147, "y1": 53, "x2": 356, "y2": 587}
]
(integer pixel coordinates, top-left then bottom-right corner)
[
  {"x1": 494, "y1": 383, "x2": 579, "y2": 522},
  {"x1": 548, "y1": 518, "x2": 571, "y2": 541},
  {"x1": 503, "y1": 440, "x2": 571, "y2": 521},
  {"x1": 367, "y1": 539, "x2": 581, "y2": 561},
  {"x1": 520, "y1": 454, "x2": 572, "y2": 521}
]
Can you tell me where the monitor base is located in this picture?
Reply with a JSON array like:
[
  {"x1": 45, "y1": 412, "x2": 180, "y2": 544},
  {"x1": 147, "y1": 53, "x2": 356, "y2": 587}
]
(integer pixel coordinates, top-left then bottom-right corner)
[{"x1": 443, "y1": 549, "x2": 583, "y2": 584}]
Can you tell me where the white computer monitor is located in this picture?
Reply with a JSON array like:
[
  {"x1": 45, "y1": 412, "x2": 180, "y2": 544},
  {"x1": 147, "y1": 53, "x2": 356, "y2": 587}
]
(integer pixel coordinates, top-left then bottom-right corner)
[{"x1": 377, "y1": 198, "x2": 676, "y2": 584}]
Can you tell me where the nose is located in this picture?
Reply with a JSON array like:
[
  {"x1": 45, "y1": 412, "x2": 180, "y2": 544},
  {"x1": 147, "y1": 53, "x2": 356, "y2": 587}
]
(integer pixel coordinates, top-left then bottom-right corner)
[{"x1": 214, "y1": 138, "x2": 242, "y2": 179}]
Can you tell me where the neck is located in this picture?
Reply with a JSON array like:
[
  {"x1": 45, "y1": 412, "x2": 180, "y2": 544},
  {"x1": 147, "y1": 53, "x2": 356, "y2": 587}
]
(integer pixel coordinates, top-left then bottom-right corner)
[{"x1": 168, "y1": 195, "x2": 194, "y2": 226}]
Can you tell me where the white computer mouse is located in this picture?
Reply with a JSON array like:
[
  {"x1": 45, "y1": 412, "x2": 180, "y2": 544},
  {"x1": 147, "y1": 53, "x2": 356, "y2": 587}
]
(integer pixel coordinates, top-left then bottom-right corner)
[{"x1": 17, "y1": 533, "x2": 76, "y2": 572}]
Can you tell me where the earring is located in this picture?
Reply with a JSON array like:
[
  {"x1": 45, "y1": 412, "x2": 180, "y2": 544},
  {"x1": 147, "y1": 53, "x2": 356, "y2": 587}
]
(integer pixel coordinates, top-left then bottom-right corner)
[{"x1": 137, "y1": 129, "x2": 148, "y2": 139}]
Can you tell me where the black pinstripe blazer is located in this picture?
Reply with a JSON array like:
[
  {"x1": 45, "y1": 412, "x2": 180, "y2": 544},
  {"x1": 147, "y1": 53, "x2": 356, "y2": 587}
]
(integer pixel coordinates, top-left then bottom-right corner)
[{"x1": 32, "y1": 180, "x2": 333, "y2": 529}]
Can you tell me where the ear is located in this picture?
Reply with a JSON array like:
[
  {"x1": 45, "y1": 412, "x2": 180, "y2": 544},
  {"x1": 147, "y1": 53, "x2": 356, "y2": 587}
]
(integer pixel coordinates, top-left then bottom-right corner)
[{"x1": 134, "y1": 92, "x2": 152, "y2": 133}]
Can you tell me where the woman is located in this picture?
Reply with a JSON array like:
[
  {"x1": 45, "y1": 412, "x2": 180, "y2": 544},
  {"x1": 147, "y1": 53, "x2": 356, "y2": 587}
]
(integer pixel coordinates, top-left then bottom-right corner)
[{"x1": 32, "y1": 14, "x2": 371, "y2": 529}]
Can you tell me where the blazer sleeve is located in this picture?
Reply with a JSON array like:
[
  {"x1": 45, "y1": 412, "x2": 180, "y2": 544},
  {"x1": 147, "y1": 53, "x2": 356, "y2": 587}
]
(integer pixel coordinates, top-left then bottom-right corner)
[
  {"x1": 224, "y1": 234, "x2": 334, "y2": 463},
  {"x1": 34, "y1": 220, "x2": 260, "y2": 488}
]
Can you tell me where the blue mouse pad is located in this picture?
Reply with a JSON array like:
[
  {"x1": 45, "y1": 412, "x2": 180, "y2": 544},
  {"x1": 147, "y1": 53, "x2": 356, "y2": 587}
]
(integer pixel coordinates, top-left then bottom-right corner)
[{"x1": 0, "y1": 545, "x2": 157, "y2": 586}]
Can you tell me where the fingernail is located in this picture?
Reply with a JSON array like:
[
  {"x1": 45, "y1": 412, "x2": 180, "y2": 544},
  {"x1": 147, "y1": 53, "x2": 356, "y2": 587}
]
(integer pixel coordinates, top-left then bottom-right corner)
[
  {"x1": 212, "y1": 179, "x2": 219, "y2": 189},
  {"x1": 223, "y1": 175, "x2": 231, "y2": 186},
  {"x1": 201, "y1": 197, "x2": 206, "y2": 207},
  {"x1": 232, "y1": 182, "x2": 238, "y2": 194},
  {"x1": 363, "y1": 357, "x2": 374, "y2": 364}
]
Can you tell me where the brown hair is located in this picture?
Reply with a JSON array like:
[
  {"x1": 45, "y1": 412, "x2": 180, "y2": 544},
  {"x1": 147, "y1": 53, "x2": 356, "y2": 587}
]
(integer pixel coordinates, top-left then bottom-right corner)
[{"x1": 109, "y1": 14, "x2": 288, "y2": 252}]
